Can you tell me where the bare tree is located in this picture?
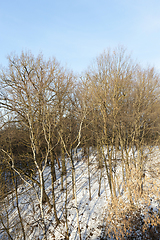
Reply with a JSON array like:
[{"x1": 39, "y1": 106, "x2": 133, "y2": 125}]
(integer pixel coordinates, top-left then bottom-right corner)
[{"x1": 0, "y1": 52, "x2": 73, "y2": 238}]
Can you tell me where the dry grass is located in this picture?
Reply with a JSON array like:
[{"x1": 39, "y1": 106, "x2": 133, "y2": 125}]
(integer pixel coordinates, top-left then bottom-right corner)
[{"x1": 103, "y1": 154, "x2": 160, "y2": 240}]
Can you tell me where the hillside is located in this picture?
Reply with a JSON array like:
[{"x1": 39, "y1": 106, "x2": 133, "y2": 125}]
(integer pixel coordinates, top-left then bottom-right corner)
[{"x1": 1, "y1": 147, "x2": 160, "y2": 240}]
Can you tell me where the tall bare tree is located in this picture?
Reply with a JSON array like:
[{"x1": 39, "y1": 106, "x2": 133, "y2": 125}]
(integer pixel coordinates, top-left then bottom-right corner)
[{"x1": 0, "y1": 51, "x2": 73, "y2": 238}]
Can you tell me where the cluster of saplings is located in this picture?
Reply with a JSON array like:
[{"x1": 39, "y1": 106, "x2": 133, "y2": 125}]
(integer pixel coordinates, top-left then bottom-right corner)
[{"x1": 0, "y1": 47, "x2": 160, "y2": 240}]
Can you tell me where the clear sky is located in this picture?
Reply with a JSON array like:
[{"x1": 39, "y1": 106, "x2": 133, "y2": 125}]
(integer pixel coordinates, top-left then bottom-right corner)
[{"x1": 1, "y1": 0, "x2": 160, "y2": 73}]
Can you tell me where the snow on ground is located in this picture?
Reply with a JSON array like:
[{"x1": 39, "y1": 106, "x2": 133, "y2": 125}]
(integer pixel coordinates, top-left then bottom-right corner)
[
  {"x1": 0, "y1": 147, "x2": 160, "y2": 239},
  {"x1": 0, "y1": 149, "x2": 110, "y2": 240},
  {"x1": 46, "y1": 150, "x2": 110, "y2": 240}
]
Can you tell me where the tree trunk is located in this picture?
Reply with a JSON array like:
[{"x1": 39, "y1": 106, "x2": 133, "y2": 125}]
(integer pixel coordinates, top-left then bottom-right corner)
[
  {"x1": 61, "y1": 143, "x2": 66, "y2": 191},
  {"x1": 70, "y1": 155, "x2": 81, "y2": 240},
  {"x1": 97, "y1": 142, "x2": 103, "y2": 197},
  {"x1": 87, "y1": 147, "x2": 91, "y2": 200},
  {"x1": 39, "y1": 171, "x2": 47, "y2": 240},
  {"x1": 65, "y1": 170, "x2": 69, "y2": 239},
  {"x1": 71, "y1": 149, "x2": 75, "y2": 199},
  {"x1": 50, "y1": 151, "x2": 56, "y2": 182},
  {"x1": 12, "y1": 173, "x2": 26, "y2": 240},
  {"x1": 102, "y1": 148, "x2": 113, "y2": 199},
  {"x1": 50, "y1": 152, "x2": 59, "y2": 226}
]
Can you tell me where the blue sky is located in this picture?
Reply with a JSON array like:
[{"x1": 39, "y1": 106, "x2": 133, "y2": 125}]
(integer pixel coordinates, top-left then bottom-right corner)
[{"x1": 1, "y1": 0, "x2": 160, "y2": 73}]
